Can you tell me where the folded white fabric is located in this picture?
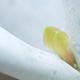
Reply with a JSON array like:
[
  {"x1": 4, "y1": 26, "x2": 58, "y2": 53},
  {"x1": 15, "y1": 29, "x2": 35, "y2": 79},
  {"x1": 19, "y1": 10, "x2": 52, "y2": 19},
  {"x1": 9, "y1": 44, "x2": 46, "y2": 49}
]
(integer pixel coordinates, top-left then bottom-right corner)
[{"x1": 0, "y1": 27, "x2": 80, "y2": 80}]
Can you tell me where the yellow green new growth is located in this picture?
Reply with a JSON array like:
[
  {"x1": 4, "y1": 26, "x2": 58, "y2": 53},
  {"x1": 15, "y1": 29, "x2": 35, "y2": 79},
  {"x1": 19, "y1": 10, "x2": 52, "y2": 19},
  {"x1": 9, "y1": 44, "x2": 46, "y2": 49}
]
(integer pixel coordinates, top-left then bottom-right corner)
[{"x1": 43, "y1": 27, "x2": 77, "y2": 68}]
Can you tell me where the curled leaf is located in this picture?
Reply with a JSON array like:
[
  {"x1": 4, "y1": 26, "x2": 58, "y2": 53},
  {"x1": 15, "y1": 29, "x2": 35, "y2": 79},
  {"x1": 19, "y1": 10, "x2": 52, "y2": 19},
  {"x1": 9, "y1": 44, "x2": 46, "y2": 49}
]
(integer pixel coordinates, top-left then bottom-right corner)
[{"x1": 43, "y1": 27, "x2": 77, "y2": 68}]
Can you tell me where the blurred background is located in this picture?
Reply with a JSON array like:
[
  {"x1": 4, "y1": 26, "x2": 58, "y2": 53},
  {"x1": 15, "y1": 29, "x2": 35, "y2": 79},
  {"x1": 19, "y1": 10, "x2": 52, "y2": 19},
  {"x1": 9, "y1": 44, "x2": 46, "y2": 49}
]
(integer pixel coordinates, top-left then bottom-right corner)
[{"x1": 0, "y1": 0, "x2": 65, "y2": 79}]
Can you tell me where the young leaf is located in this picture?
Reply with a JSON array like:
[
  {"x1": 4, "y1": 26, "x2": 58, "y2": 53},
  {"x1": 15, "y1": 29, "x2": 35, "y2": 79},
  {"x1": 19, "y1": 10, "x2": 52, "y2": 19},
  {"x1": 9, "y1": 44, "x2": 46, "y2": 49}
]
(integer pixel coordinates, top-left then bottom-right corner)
[{"x1": 43, "y1": 27, "x2": 77, "y2": 68}]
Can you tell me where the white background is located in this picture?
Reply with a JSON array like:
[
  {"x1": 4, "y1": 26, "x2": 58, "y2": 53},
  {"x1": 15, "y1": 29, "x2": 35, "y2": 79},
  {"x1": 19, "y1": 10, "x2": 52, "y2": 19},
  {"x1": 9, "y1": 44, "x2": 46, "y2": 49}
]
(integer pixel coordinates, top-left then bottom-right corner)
[{"x1": 0, "y1": 0, "x2": 65, "y2": 53}]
